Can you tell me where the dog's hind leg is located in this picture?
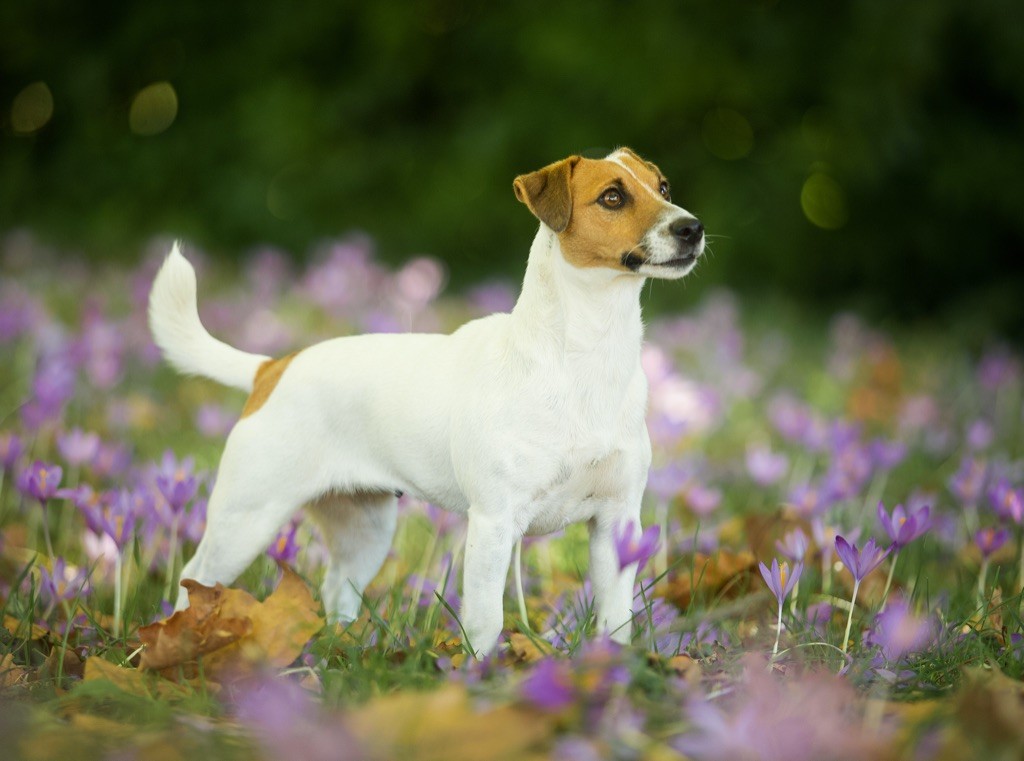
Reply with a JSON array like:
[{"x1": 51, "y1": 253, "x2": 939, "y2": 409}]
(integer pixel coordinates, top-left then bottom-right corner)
[
  {"x1": 305, "y1": 491, "x2": 398, "y2": 624},
  {"x1": 174, "y1": 427, "x2": 312, "y2": 610}
]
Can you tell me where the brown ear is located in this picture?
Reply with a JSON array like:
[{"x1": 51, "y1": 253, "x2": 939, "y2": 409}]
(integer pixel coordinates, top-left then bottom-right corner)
[{"x1": 512, "y1": 156, "x2": 581, "y2": 233}]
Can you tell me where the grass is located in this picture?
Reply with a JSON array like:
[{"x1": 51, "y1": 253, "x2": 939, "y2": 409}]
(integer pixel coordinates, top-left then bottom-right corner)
[{"x1": 2, "y1": 234, "x2": 1024, "y2": 759}]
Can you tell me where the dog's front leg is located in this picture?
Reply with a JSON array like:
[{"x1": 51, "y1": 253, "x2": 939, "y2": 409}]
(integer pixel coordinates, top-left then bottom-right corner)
[
  {"x1": 589, "y1": 516, "x2": 639, "y2": 645},
  {"x1": 461, "y1": 508, "x2": 517, "y2": 657}
]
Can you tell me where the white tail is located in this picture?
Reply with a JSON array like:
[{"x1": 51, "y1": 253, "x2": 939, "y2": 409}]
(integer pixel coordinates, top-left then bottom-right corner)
[{"x1": 148, "y1": 242, "x2": 269, "y2": 392}]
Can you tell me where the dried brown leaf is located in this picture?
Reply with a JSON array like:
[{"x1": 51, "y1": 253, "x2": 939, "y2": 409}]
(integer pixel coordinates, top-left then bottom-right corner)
[
  {"x1": 83, "y1": 656, "x2": 190, "y2": 700},
  {"x1": 508, "y1": 632, "x2": 554, "y2": 664},
  {"x1": 1, "y1": 653, "x2": 31, "y2": 688},
  {"x1": 138, "y1": 581, "x2": 253, "y2": 676},
  {"x1": 138, "y1": 565, "x2": 323, "y2": 682},
  {"x1": 3, "y1": 614, "x2": 48, "y2": 641},
  {"x1": 663, "y1": 550, "x2": 758, "y2": 610}
]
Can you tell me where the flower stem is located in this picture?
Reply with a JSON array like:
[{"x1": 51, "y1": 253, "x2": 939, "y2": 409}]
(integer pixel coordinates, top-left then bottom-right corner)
[
  {"x1": 40, "y1": 503, "x2": 56, "y2": 560},
  {"x1": 514, "y1": 539, "x2": 531, "y2": 633},
  {"x1": 880, "y1": 551, "x2": 899, "y2": 610},
  {"x1": 977, "y1": 558, "x2": 990, "y2": 606},
  {"x1": 842, "y1": 579, "x2": 861, "y2": 654},
  {"x1": 114, "y1": 551, "x2": 123, "y2": 639},
  {"x1": 654, "y1": 500, "x2": 669, "y2": 579},
  {"x1": 772, "y1": 602, "x2": 783, "y2": 657},
  {"x1": 1016, "y1": 531, "x2": 1024, "y2": 595},
  {"x1": 162, "y1": 514, "x2": 180, "y2": 602}
]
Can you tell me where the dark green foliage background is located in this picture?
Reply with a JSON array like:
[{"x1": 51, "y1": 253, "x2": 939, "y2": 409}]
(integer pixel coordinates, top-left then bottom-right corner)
[{"x1": 2, "y1": 1, "x2": 1023, "y2": 331}]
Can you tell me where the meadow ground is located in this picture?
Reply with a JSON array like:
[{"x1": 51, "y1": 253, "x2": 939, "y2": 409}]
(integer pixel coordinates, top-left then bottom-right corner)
[{"x1": 2, "y1": 232, "x2": 1023, "y2": 760}]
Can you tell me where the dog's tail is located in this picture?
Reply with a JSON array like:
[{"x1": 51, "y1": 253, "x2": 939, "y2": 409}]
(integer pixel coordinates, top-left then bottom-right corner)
[{"x1": 148, "y1": 242, "x2": 269, "y2": 392}]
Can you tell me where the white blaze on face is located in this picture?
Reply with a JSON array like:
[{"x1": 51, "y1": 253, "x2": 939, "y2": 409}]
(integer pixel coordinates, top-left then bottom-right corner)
[{"x1": 606, "y1": 150, "x2": 705, "y2": 274}]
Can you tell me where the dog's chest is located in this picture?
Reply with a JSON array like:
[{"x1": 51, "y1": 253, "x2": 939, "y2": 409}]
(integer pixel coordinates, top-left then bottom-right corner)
[{"x1": 522, "y1": 442, "x2": 630, "y2": 534}]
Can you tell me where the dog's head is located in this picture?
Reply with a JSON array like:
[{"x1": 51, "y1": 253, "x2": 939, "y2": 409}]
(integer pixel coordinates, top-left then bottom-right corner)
[{"x1": 513, "y1": 148, "x2": 704, "y2": 280}]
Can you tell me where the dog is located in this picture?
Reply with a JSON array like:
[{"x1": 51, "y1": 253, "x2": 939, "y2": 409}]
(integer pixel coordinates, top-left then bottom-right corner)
[{"x1": 148, "y1": 147, "x2": 705, "y2": 656}]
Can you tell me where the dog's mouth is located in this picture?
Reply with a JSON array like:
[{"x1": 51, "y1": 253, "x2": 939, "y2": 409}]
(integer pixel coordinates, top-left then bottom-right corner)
[
  {"x1": 653, "y1": 253, "x2": 697, "y2": 268},
  {"x1": 620, "y1": 246, "x2": 700, "y2": 273}
]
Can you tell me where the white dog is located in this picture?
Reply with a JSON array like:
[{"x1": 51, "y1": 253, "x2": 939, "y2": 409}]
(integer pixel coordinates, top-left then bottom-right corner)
[{"x1": 149, "y1": 148, "x2": 705, "y2": 656}]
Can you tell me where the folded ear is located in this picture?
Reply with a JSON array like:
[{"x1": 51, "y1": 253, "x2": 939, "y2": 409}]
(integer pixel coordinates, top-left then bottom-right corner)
[{"x1": 512, "y1": 156, "x2": 581, "y2": 233}]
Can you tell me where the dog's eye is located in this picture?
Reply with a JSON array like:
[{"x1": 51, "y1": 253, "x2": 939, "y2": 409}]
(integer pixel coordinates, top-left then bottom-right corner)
[
  {"x1": 659, "y1": 181, "x2": 671, "y2": 201},
  {"x1": 599, "y1": 188, "x2": 624, "y2": 209}
]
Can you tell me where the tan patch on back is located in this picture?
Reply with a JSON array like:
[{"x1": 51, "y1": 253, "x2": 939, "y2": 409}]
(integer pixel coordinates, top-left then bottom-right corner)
[
  {"x1": 557, "y1": 151, "x2": 670, "y2": 271},
  {"x1": 241, "y1": 351, "x2": 299, "y2": 418}
]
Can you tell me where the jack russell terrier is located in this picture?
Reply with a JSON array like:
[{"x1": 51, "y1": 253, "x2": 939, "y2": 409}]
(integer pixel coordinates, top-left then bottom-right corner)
[{"x1": 148, "y1": 147, "x2": 705, "y2": 656}]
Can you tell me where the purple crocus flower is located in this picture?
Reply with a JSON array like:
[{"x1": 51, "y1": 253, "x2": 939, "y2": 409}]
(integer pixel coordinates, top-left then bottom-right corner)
[
  {"x1": 758, "y1": 558, "x2": 803, "y2": 607},
  {"x1": 835, "y1": 536, "x2": 890, "y2": 653},
  {"x1": 21, "y1": 461, "x2": 63, "y2": 504},
  {"x1": 834, "y1": 536, "x2": 890, "y2": 582},
  {"x1": 877, "y1": 502, "x2": 931, "y2": 549},
  {"x1": 154, "y1": 450, "x2": 199, "y2": 514},
  {"x1": 520, "y1": 657, "x2": 575, "y2": 711},
  {"x1": 268, "y1": 520, "x2": 301, "y2": 564},
  {"x1": 988, "y1": 480, "x2": 1024, "y2": 525},
  {"x1": 91, "y1": 440, "x2": 132, "y2": 479},
  {"x1": 975, "y1": 527, "x2": 1010, "y2": 559},
  {"x1": 56, "y1": 427, "x2": 101, "y2": 466},
  {"x1": 949, "y1": 456, "x2": 988, "y2": 505},
  {"x1": 38, "y1": 557, "x2": 91, "y2": 608},
  {"x1": 612, "y1": 520, "x2": 661, "y2": 572},
  {"x1": 100, "y1": 489, "x2": 139, "y2": 550},
  {"x1": 58, "y1": 484, "x2": 106, "y2": 534},
  {"x1": 0, "y1": 432, "x2": 23, "y2": 470},
  {"x1": 775, "y1": 527, "x2": 809, "y2": 564}
]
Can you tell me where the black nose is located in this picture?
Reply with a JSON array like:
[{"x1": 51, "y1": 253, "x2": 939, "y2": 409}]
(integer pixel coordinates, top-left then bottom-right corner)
[{"x1": 669, "y1": 217, "x2": 704, "y2": 243}]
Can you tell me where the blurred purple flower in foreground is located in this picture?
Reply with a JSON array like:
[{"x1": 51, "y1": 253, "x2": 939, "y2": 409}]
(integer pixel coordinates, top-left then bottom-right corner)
[
  {"x1": 235, "y1": 675, "x2": 362, "y2": 761},
  {"x1": 612, "y1": 521, "x2": 661, "y2": 572},
  {"x1": 675, "y1": 655, "x2": 880, "y2": 760},
  {"x1": 521, "y1": 657, "x2": 575, "y2": 711},
  {"x1": 877, "y1": 502, "x2": 931, "y2": 549},
  {"x1": 868, "y1": 597, "x2": 934, "y2": 661}
]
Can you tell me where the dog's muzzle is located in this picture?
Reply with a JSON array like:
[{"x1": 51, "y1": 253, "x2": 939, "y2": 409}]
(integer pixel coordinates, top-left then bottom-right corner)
[{"x1": 658, "y1": 215, "x2": 705, "y2": 267}]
